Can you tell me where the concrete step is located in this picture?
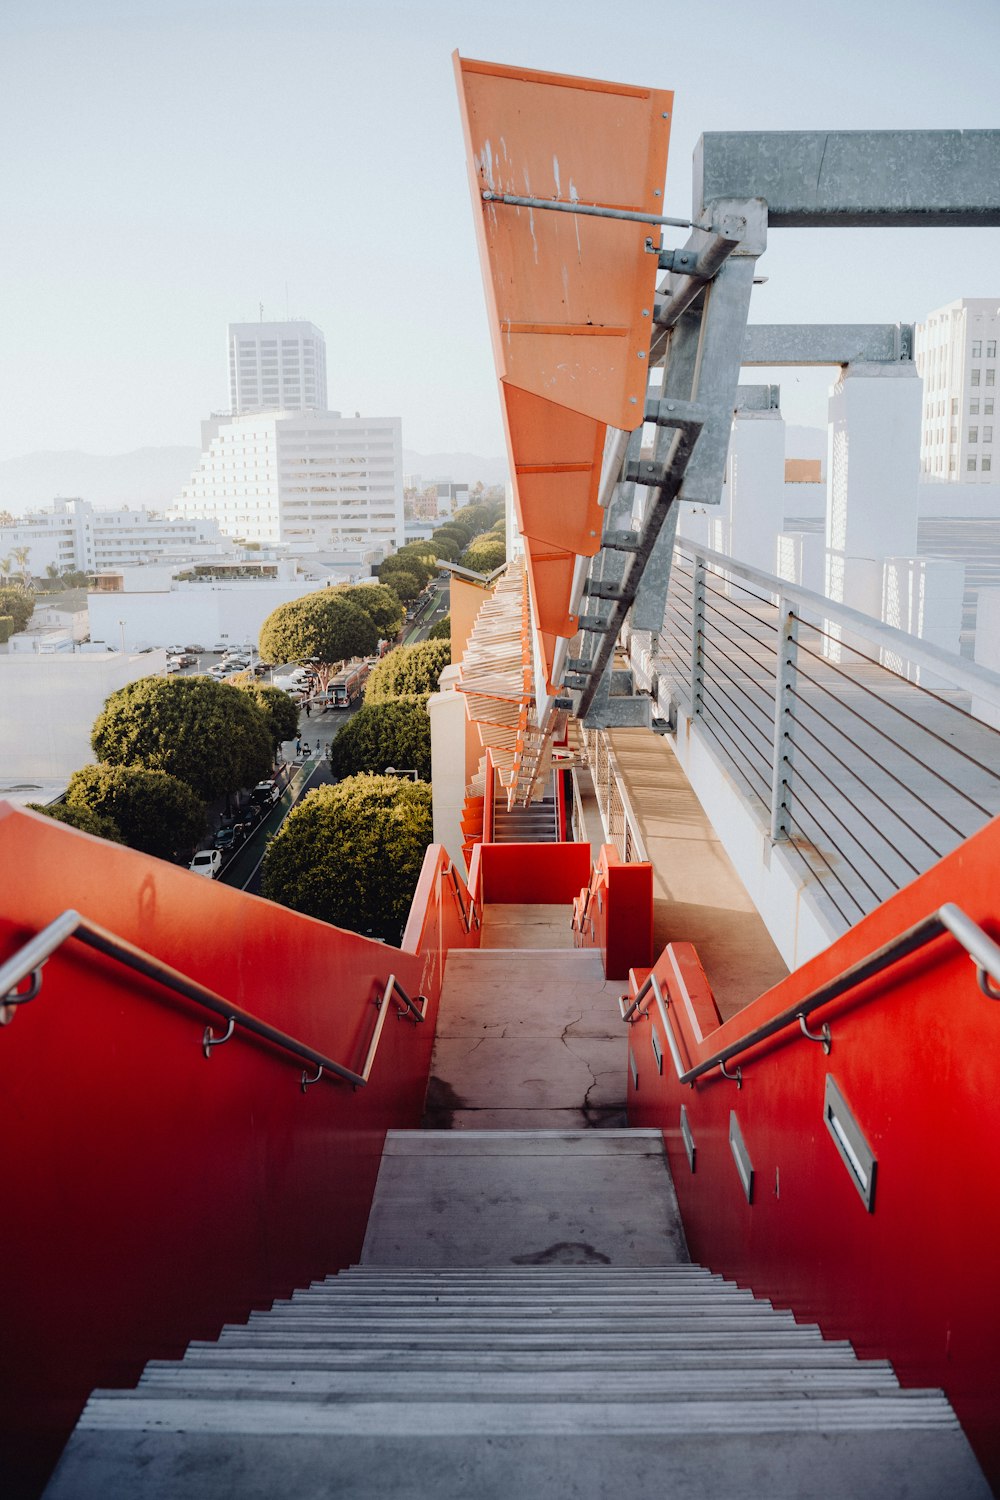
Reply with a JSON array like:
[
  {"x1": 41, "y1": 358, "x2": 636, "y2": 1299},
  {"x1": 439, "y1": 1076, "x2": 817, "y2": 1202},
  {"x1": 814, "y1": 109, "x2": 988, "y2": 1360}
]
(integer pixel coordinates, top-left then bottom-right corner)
[
  {"x1": 167, "y1": 1345, "x2": 880, "y2": 1372},
  {"x1": 211, "y1": 1330, "x2": 833, "y2": 1351},
  {"x1": 247, "y1": 1310, "x2": 800, "y2": 1330},
  {"x1": 44, "y1": 1427, "x2": 991, "y2": 1500}
]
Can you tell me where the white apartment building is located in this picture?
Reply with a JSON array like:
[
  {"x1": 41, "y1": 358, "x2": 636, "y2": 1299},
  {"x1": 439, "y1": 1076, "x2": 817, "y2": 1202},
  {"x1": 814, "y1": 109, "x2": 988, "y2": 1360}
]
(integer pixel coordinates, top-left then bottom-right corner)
[
  {"x1": 915, "y1": 298, "x2": 1000, "y2": 482},
  {"x1": 228, "y1": 320, "x2": 328, "y2": 415},
  {"x1": 0, "y1": 498, "x2": 226, "y2": 577},
  {"x1": 172, "y1": 410, "x2": 405, "y2": 554}
]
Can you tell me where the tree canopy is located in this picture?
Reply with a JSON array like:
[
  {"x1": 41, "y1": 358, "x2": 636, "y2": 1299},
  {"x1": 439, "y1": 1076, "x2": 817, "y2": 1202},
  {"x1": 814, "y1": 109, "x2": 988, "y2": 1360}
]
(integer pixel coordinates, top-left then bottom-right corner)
[
  {"x1": 0, "y1": 586, "x2": 34, "y2": 633},
  {"x1": 460, "y1": 537, "x2": 507, "y2": 574},
  {"x1": 91, "y1": 676, "x2": 273, "y2": 802},
  {"x1": 258, "y1": 591, "x2": 378, "y2": 681},
  {"x1": 427, "y1": 614, "x2": 450, "y2": 641},
  {"x1": 239, "y1": 682, "x2": 300, "y2": 748},
  {"x1": 364, "y1": 639, "x2": 451, "y2": 703},
  {"x1": 66, "y1": 763, "x2": 206, "y2": 860},
  {"x1": 27, "y1": 800, "x2": 123, "y2": 843},
  {"x1": 335, "y1": 581, "x2": 405, "y2": 637},
  {"x1": 375, "y1": 565, "x2": 421, "y2": 604},
  {"x1": 328, "y1": 698, "x2": 432, "y2": 782},
  {"x1": 379, "y1": 548, "x2": 436, "y2": 590},
  {"x1": 261, "y1": 775, "x2": 433, "y2": 942}
]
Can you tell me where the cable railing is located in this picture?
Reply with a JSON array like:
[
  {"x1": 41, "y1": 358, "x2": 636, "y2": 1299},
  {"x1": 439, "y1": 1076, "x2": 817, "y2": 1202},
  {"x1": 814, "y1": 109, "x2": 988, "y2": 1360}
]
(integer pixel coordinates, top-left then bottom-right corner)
[
  {"x1": 0, "y1": 910, "x2": 426, "y2": 1089},
  {"x1": 621, "y1": 900, "x2": 1000, "y2": 1090},
  {"x1": 579, "y1": 727, "x2": 648, "y2": 863},
  {"x1": 650, "y1": 540, "x2": 1000, "y2": 932}
]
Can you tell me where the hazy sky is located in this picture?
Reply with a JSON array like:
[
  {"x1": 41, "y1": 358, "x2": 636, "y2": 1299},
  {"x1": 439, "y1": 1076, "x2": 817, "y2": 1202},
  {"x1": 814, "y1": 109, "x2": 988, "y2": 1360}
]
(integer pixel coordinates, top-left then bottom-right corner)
[{"x1": 2, "y1": 0, "x2": 999, "y2": 463}]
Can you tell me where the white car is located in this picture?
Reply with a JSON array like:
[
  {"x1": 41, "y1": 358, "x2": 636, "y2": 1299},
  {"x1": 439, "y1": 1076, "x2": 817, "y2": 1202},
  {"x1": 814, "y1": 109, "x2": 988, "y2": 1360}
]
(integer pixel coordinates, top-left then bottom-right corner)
[{"x1": 189, "y1": 848, "x2": 223, "y2": 879}]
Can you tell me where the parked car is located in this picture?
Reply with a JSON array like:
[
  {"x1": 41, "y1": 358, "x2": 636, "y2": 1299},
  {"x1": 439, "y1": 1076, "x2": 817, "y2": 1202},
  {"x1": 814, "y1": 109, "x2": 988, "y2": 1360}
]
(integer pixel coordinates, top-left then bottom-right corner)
[
  {"x1": 250, "y1": 781, "x2": 282, "y2": 808},
  {"x1": 177, "y1": 652, "x2": 197, "y2": 667},
  {"x1": 213, "y1": 826, "x2": 243, "y2": 854},
  {"x1": 184, "y1": 644, "x2": 205, "y2": 655},
  {"x1": 167, "y1": 644, "x2": 185, "y2": 656},
  {"x1": 211, "y1": 642, "x2": 229, "y2": 653},
  {"x1": 188, "y1": 848, "x2": 223, "y2": 879},
  {"x1": 165, "y1": 658, "x2": 183, "y2": 673}
]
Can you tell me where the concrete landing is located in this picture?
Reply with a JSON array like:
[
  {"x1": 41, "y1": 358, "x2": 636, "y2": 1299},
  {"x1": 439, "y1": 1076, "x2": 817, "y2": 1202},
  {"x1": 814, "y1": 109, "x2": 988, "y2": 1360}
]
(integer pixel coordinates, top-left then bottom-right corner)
[
  {"x1": 361, "y1": 1130, "x2": 689, "y2": 1267},
  {"x1": 606, "y1": 728, "x2": 788, "y2": 1021},
  {"x1": 479, "y1": 904, "x2": 574, "y2": 949},
  {"x1": 422, "y1": 946, "x2": 625, "y2": 1130}
]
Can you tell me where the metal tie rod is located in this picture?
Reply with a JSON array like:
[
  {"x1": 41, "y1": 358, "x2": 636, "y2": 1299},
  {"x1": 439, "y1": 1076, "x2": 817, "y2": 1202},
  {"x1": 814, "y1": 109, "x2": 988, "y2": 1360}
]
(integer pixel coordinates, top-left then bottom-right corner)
[{"x1": 481, "y1": 191, "x2": 698, "y2": 231}]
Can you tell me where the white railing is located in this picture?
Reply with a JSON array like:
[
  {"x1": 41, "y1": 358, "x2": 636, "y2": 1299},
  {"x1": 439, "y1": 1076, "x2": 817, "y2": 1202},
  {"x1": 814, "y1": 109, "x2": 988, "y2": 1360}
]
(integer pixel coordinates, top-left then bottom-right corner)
[
  {"x1": 579, "y1": 727, "x2": 648, "y2": 864},
  {"x1": 644, "y1": 540, "x2": 1000, "y2": 932}
]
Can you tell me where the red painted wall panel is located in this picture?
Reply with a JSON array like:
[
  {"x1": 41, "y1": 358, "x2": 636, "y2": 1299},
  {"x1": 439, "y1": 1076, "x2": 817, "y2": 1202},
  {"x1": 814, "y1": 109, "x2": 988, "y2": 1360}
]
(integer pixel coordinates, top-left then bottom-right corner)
[
  {"x1": 476, "y1": 840, "x2": 592, "y2": 905},
  {"x1": 0, "y1": 806, "x2": 465, "y2": 1499},
  {"x1": 626, "y1": 813, "x2": 1000, "y2": 1488},
  {"x1": 574, "y1": 845, "x2": 653, "y2": 979}
]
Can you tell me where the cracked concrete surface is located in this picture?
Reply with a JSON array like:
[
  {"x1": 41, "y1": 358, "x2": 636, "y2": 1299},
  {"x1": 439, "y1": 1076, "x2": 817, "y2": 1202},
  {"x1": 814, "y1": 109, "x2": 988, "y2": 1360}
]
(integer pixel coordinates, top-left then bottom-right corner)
[{"x1": 422, "y1": 938, "x2": 627, "y2": 1131}]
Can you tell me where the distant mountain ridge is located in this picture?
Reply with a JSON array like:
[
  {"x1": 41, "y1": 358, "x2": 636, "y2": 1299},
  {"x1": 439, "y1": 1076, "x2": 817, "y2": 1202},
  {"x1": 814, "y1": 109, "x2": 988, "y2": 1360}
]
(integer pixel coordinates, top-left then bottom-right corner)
[
  {"x1": 0, "y1": 444, "x2": 510, "y2": 513},
  {"x1": 0, "y1": 447, "x2": 201, "y2": 511}
]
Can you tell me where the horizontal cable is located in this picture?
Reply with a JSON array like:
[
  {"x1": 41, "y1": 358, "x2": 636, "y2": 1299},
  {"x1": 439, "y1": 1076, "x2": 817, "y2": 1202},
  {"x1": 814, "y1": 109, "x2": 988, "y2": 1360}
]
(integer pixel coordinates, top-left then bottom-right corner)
[
  {"x1": 786, "y1": 687, "x2": 968, "y2": 845},
  {"x1": 781, "y1": 714, "x2": 942, "y2": 865},
  {"x1": 699, "y1": 637, "x2": 777, "y2": 738},
  {"x1": 795, "y1": 636, "x2": 1000, "y2": 799},
  {"x1": 786, "y1": 764, "x2": 890, "y2": 907},
  {"x1": 778, "y1": 819, "x2": 862, "y2": 928},
  {"x1": 699, "y1": 691, "x2": 773, "y2": 800},
  {"x1": 783, "y1": 805, "x2": 871, "y2": 925},
  {"x1": 700, "y1": 606, "x2": 779, "y2": 679},
  {"x1": 699, "y1": 629, "x2": 777, "y2": 715},
  {"x1": 787, "y1": 668, "x2": 991, "y2": 824},
  {"x1": 699, "y1": 576, "x2": 782, "y2": 648},
  {"x1": 783, "y1": 735, "x2": 921, "y2": 882}
]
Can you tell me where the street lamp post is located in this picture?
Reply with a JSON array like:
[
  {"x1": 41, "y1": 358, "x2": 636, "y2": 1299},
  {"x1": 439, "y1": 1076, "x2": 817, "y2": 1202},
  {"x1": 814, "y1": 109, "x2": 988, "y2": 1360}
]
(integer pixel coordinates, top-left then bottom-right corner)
[{"x1": 117, "y1": 619, "x2": 126, "y2": 656}]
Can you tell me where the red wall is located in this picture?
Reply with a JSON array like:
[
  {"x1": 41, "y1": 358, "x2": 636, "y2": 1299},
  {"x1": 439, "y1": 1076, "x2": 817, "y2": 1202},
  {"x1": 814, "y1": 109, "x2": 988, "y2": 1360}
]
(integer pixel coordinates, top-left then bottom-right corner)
[
  {"x1": 574, "y1": 845, "x2": 653, "y2": 979},
  {"x1": 627, "y1": 813, "x2": 1000, "y2": 1487},
  {"x1": 0, "y1": 806, "x2": 467, "y2": 1499},
  {"x1": 471, "y1": 839, "x2": 592, "y2": 905}
]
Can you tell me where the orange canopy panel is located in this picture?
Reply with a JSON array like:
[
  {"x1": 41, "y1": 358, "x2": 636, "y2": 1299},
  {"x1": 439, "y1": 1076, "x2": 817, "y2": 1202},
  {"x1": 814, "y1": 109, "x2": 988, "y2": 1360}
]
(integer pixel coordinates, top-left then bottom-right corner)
[
  {"x1": 502, "y1": 384, "x2": 605, "y2": 558},
  {"x1": 522, "y1": 534, "x2": 579, "y2": 639},
  {"x1": 454, "y1": 53, "x2": 673, "y2": 430}
]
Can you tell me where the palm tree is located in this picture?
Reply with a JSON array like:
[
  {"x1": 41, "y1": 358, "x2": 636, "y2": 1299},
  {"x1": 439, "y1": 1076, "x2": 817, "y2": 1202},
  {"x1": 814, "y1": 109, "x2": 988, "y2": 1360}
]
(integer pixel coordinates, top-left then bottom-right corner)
[
  {"x1": 0, "y1": 556, "x2": 12, "y2": 580},
  {"x1": 12, "y1": 546, "x2": 32, "y2": 587}
]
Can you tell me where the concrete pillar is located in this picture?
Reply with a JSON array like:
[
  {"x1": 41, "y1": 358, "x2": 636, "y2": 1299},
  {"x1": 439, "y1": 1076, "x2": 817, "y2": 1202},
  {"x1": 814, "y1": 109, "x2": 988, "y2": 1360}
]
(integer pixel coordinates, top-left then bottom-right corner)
[
  {"x1": 881, "y1": 555, "x2": 965, "y2": 686},
  {"x1": 428, "y1": 663, "x2": 470, "y2": 869},
  {"x1": 725, "y1": 406, "x2": 787, "y2": 573},
  {"x1": 973, "y1": 590, "x2": 1000, "y2": 730},
  {"x1": 776, "y1": 531, "x2": 825, "y2": 594}
]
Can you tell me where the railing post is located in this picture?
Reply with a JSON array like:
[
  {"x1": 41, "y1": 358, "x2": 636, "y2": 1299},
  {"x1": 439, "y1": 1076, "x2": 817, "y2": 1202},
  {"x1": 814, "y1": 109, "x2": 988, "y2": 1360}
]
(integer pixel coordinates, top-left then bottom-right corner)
[
  {"x1": 770, "y1": 600, "x2": 799, "y2": 842},
  {"x1": 691, "y1": 555, "x2": 707, "y2": 718}
]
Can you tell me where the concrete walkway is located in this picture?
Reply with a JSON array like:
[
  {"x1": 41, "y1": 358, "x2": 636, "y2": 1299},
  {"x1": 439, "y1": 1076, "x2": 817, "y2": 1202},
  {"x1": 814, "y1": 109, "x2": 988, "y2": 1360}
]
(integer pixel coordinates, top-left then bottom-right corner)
[{"x1": 606, "y1": 728, "x2": 788, "y2": 1022}]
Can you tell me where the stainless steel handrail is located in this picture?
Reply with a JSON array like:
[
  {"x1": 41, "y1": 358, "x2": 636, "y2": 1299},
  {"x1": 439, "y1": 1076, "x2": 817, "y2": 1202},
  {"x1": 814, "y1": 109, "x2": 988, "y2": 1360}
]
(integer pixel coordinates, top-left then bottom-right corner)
[
  {"x1": 622, "y1": 902, "x2": 1000, "y2": 1087},
  {"x1": 446, "y1": 864, "x2": 471, "y2": 935},
  {"x1": 0, "y1": 910, "x2": 425, "y2": 1088}
]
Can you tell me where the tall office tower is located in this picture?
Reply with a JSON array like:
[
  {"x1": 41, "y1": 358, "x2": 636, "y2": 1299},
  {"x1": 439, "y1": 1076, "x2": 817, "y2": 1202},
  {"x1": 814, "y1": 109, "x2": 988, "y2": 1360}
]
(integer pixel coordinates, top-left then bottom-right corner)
[
  {"x1": 915, "y1": 298, "x2": 1000, "y2": 482},
  {"x1": 228, "y1": 321, "x2": 328, "y2": 415},
  {"x1": 174, "y1": 410, "x2": 405, "y2": 554}
]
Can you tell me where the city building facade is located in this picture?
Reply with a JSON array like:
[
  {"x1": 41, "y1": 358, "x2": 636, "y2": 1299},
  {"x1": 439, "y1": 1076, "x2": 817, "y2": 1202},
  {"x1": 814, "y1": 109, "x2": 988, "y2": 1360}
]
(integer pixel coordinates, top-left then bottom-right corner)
[
  {"x1": 228, "y1": 320, "x2": 328, "y2": 416},
  {"x1": 0, "y1": 498, "x2": 226, "y2": 577},
  {"x1": 915, "y1": 298, "x2": 1000, "y2": 482},
  {"x1": 172, "y1": 410, "x2": 404, "y2": 554}
]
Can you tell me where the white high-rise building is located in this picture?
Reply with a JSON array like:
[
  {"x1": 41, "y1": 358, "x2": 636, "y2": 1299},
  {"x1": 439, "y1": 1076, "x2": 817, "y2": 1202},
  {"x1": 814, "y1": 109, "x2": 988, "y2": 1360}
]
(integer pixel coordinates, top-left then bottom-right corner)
[
  {"x1": 172, "y1": 410, "x2": 404, "y2": 553},
  {"x1": 228, "y1": 320, "x2": 328, "y2": 415},
  {"x1": 0, "y1": 498, "x2": 225, "y2": 576},
  {"x1": 915, "y1": 298, "x2": 1000, "y2": 482}
]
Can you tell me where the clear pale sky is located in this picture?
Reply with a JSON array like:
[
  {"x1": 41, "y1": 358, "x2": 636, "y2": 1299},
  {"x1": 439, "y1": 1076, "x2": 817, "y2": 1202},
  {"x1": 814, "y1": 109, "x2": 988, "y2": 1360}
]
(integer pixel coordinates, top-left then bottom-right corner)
[{"x1": 2, "y1": 0, "x2": 998, "y2": 463}]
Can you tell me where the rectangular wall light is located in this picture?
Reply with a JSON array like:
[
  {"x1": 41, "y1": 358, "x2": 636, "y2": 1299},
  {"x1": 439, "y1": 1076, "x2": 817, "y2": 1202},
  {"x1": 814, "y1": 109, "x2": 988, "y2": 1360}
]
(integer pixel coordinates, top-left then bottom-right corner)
[
  {"x1": 824, "y1": 1074, "x2": 877, "y2": 1212},
  {"x1": 680, "y1": 1104, "x2": 696, "y2": 1172},
  {"x1": 729, "y1": 1110, "x2": 754, "y2": 1203}
]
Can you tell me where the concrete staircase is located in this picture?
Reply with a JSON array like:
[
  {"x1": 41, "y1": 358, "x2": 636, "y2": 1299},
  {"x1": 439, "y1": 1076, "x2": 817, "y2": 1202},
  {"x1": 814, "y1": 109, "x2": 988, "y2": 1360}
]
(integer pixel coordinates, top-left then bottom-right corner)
[
  {"x1": 43, "y1": 1131, "x2": 991, "y2": 1497},
  {"x1": 491, "y1": 788, "x2": 559, "y2": 843}
]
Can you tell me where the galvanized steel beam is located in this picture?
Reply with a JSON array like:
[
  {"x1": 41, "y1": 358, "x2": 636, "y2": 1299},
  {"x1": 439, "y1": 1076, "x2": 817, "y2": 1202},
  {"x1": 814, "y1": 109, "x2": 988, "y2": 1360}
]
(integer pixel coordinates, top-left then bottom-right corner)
[
  {"x1": 694, "y1": 130, "x2": 1000, "y2": 228},
  {"x1": 743, "y1": 323, "x2": 914, "y2": 366}
]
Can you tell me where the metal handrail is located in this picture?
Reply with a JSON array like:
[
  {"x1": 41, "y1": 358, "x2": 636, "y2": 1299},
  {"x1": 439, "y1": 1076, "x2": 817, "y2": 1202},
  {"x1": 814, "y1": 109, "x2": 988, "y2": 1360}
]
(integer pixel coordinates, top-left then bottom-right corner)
[
  {"x1": 446, "y1": 864, "x2": 471, "y2": 935},
  {"x1": 622, "y1": 902, "x2": 1000, "y2": 1088},
  {"x1": 0, "y1": 910, "x2": 425, "y2": 1089}
]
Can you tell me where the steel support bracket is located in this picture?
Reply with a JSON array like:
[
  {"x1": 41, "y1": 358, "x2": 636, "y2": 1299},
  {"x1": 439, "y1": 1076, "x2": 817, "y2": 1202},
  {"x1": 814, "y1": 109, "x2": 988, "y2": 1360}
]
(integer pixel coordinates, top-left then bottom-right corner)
[{"x1": 625, "y1": 459, "x2": 670, "y2": 487}]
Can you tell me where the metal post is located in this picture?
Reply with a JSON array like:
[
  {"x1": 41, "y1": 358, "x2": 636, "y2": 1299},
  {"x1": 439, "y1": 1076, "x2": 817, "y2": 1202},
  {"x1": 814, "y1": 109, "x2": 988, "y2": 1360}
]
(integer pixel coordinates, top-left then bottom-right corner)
[
  {"x1": 690, "y1": 556, "x2": 707, "y2": 718},
  {"x1": 769, "y1": 601, "x2": 799, "y2": 842}
]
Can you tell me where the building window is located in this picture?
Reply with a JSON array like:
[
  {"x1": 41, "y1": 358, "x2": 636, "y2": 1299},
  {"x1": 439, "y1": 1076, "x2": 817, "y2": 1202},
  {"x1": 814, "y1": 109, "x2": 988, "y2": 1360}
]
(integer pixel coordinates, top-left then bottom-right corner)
[
  {"x1": 986, "y1": 400, "x2": 996, "y2": 417},
  {"x1": 968, "y1": 457, "x2": 978, "y2": 472},
  {"x1": 970, "y1": 399, "x2": 980, "y2": 415},
  {"x1": 969, "y1": 428, "x2": 979, "y2": 443},
  {"x1": 973, "y1": 341, "x2": 982, "y2": 357},
  {"x1": 949, "y1": 455, "x2": 957, "y2": 472},
  {"x1": 984, "y1": 456, "x2": 993, "y2": 473},
  {"x1": 986, "y1": 427, "x2": 994, "y2": 444},
  {"x1": 988, "y1": 370, "x2": 996, "y2": 387},
  {"x1": 950, "y1": 427, "x2": 957, "y2": 443},
  {"x1": 951, "y1": 397, "x2": 959, "y2": 415},
  {"x1": 989, "y1": 341, "x2": 997, "y2": 358},
  {"x1": 972, "y1": 369, "x2": 982, "y2": 387}
]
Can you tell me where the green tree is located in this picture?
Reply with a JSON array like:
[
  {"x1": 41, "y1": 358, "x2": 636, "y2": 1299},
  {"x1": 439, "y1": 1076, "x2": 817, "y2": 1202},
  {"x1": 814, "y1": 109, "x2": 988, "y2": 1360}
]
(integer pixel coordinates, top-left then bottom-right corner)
[
  {"x1": 336, "y1": 581, "x2": 405, "y2": 637},
  {"x1": 27, "y1": 800, "x2": 124, "y2": 843},
  {"x1": 376, "y1": 565, "x2": 421, "y2": 604},
  {"x1": 365, "y1": 639, "x2": 451, "y2": 703},
  {"x1": 261, "y1": 775, "x2": 433, "y2": 942},
  {"x1": 460, "y1": 538, "x2": 507, "y2": 574},
  {"x1": 329, "y1": 698, "x2": 432, "y2": 782},
  {"x1": 0, "y1": 587, "x2": 34, "y2": 633},
  {"x1": 259, "y1": 592, "x2": 378, "y2": 684},
  {"x1": 91, "y1": 676, "x2": 273, "y2": 802},
  {"x1": 380, "y1": 549, "x2": 435, "y2": 589},
  {"x1": 66, "y1": 764, "x2": 206, "y2": 860},
  {"x1": 427, "y1": 614, "x2": 450, "y2": 641},
  {"x1": 239, "y1": 682, "x2": 300, "y2": 749}
]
